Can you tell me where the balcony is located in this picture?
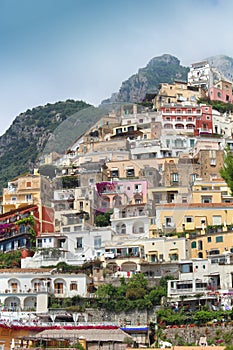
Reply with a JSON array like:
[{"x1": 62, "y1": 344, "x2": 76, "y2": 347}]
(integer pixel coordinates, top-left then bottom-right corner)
[{"x1": 118, "y1": 211, "x2": 147, "y2": 219}]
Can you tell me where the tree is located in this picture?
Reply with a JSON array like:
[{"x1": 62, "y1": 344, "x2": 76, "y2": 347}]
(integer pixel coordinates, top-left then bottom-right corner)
[
  {"x1": 220, "y1": 147, "x2": 233, "y2": 195},
  {"x1": 95, "y1": 210, "x2": 113, "y2": 227}
]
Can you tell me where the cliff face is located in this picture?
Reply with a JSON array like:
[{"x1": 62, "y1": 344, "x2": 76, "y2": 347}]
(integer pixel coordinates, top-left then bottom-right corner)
[
  {"x1": 102, "y1": 54, "x2": 189, "y2": 104},
  {"x1": 0, "y1": 100, "x2": 92, "y2": 191},
  {"x1": 207, "y1": 55, "x2": 233, "y2": 83}
]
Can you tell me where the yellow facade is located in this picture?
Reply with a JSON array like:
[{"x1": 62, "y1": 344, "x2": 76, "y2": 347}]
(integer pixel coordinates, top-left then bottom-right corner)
[
  {"x1": 153, "y1": 81, "x2": 202, "y2": 109},
  {"x1": 156, "y1": 203, "x2": 233, "y2": 233},
  {"x1": 192, "y1": 179, "x2": 231, "y2": 204},
  {"x1": 2, "y1": 174, "x2": 52, "y2": 214},
  {"x1": 190, "y1": 230, "x2": 233, "y2": 259}
]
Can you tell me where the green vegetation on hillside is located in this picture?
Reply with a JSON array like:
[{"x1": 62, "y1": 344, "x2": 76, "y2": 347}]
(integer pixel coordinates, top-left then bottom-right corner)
[
  {"x1": 220, "y1": 147, "x2": 233, "y2": 195},
  {"x1": 0, "y1": 100, "x2": 92, "y2": 191},
  {"x1": 198, "y1": 97, "x2": 233, "y2": 113}
]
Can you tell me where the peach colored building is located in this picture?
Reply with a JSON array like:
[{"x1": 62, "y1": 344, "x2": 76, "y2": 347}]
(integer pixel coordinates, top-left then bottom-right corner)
[{"x1": 209, "y1": 79, "x2": 233, "y2": 103}]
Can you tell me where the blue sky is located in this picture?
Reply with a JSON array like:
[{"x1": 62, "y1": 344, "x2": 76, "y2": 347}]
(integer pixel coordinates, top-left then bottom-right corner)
[{"x1": 0, "y1": 0, "x2": 233, "y2": 135}]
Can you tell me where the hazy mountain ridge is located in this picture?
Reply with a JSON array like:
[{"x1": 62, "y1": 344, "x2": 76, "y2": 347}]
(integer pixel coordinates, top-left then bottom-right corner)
[
  {"x1": 102, "y1": 54, "x2": 189, "y2": 103},
  {"x1": 207, "y1": 55, "x2": 233, "y2": 83}
]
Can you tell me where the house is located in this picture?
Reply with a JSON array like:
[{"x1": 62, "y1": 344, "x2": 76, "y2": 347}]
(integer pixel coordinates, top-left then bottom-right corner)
[
  {"x1": 209, "y1": 79, "x2": 233, "y2": 103},
  {"x1": 2, "y1": 173, "x2": 54, "y2": 234},
  {"x1": 111, "y1": 205, "x2": 149, "y2": 237},
  {"x1": 95, "y1": 180, "x2": 148, "y2": 212},
  {"x1": 167, "y1": 253, "x2": 233, "y2": 310},
  {"x1": 160, "y1": 104, "x2": 213, "y2": 137},
  {"x1": 188, "y1": 60, "x2": 213, "y2": 90},
  {"x1": 22, "y1": 227, "x2": 115, "y2": 268},
  {"x1": 0, "y1": 268, "x2": 91, "y2": 313},
  {"x1": 153, "y1": 80, "x2": 203, "y2": 109},
  {"x1": 0, "y1": 203, "x2": 55, "y2": 254}
]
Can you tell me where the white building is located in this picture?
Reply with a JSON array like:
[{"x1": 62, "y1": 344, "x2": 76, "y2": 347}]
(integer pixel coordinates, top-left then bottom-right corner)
[{"x1": 0, "y1": 269, "x2": 91, "y2": 313}]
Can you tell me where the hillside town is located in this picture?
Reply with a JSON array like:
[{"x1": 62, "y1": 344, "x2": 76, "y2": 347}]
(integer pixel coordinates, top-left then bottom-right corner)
[{"x1": 2, "y1": 59, "x2": 233, "y2": 349}]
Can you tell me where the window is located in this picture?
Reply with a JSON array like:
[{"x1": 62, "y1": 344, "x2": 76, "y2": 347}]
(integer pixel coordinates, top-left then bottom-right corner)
[
  {"x1": 213, "y1": 216, "x2": 222, "y2": 226},
  {"x1": 94, "y1": 236, "x2": 101, "y2": 248},
  {"x1": 54, "y1": 282, "x2": 64, "y2": 294},
  {"x1": 154, "y1": 194, "x2": 161, "y2": 203},
  {"x1": 207, "y1": 237, "x2": 212, "y2": 243},
  {"x1": 116, "y1": 128, "x2": 122, "y2": 134},
  {"x1": 26, "y1": 182, "x2": 31, "y2": 187},
  {"x1": 180, "y1": 263, "x2": 193, "y2": 273},
  {"x1": 172, "y1": 173, "x2": 179, "y2": 182},
  {"x1": 11, "y1": 282, "x2": 18, "y2": 293},
  {"x1": 190, "y1": 173, "x2": 197, "y2": 183},
  {"x1": 216, "y1": 236, "x2": 223, "y2": 243},
  {"x1": 209, "y1": 249, "x2": 220, "y2": 255},
  {"x1": 135, "y1": 198, "x2": 142, "y2": 204},
  {"x1": 25, "y1": 194, "x2": 32, "y2": 201},
  {"x1": 198, "y1": 240, "x2": 203, "y2": 250},
  {"x1": 185, "y1": 217, "x2": 193, "y2": 223},
  {"x1": 70, "y1": 283, "x2": 78, "y2": 291},
  {"x1": 126, "y1": 168, "x2": 135, "y2": 177},
  {"x1": 76, "y1": 237, "x2": 83, "y2": 248},
  {"x1": 128, "y1": 126, "x2": 134, "y2": 132},
  {"x1": 134, "y1": 184, "x2": 142, "y2": 192},
  {"x1": 201, "y1": 196, "x2": 212, "y2": 203},
  {"x1": 191, "y1": 242, "x2": 196, "y2": 248},
  {"x1": 62, "y1": 227, "x2": 70, "y2": 233},
  {"x1": 182, "y1": 196, "x2": 187, "y2": 203},
  {"x1": 165, "y1": 217, "x2": 173, "y2": 227},
  {"x1": 111, "y1": 169, "x2": 119, "y2": 178}
]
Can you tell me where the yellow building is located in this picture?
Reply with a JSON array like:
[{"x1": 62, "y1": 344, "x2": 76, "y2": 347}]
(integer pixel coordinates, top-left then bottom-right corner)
[
  {"x1": 190, "y1": 229, "x2": 233, "y2": 259},
  {"x1": 153, "y1": 80, "x2": 203, "y2": 109},
  {"x1": 2, "y1": 173, "x2": 52, "y2": 214}
]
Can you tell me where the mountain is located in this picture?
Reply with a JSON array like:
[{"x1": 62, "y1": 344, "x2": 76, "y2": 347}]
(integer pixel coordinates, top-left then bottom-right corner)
[
  {"x1": 102, "y1": 54, "x2": 189, "y2": 104},
  {"x1": 207, "y1": 55, "x2": 233, "y2": 83},
  {"x1": 0, "y1": 100, "x2": 95, "y2": 191}
]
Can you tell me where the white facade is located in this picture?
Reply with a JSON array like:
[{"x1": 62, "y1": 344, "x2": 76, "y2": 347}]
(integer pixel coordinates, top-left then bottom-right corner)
[
  {"x1": 0, "y1": 269, "x2": 90, "y2": 313},
  {"x1": 188, "y1": 61, "x2": 213, "y2": 89},
  {"x1": 22, "y1": 228, "x2": 115, "y2": 267},
  {"x1": 111, "y1": 207, "x2": 150, "y2": 238},
  {"x1": 212, "y1": 110, "x2": 233, "y2": 137}
]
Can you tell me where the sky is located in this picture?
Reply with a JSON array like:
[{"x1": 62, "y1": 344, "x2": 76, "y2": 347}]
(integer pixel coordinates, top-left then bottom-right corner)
[{"x1": 0, "y1": 0, "x2": 233, "y2": 135}]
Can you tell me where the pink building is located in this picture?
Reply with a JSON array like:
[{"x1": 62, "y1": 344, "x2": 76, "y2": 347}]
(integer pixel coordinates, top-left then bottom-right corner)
[
  {"x1": 209, "y1": 79, "x2": 233, "y2": 103},
  {"x1": 160, "y1": 104, "x2": 213, "y2": 136},
  {"x1": 95, "y1": 180, "x2": 148, "y2": 212}
]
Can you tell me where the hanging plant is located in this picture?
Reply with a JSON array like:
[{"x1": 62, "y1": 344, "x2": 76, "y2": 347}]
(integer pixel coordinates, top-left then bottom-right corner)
[{"x1": 15, "y1": 215, "x2": 36, "y2": 248}]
